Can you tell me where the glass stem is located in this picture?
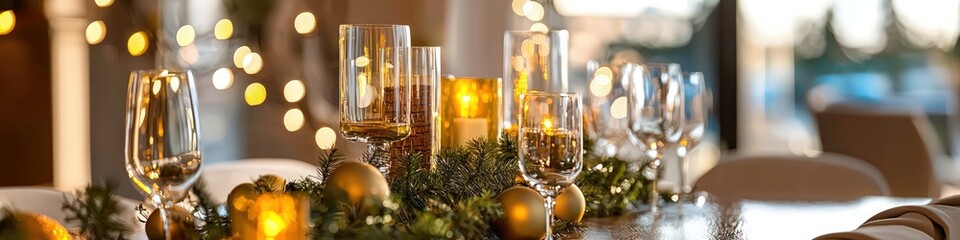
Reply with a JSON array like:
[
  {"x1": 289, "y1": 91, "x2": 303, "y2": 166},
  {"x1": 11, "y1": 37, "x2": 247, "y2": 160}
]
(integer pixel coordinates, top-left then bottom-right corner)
[
  {"x1": 159, "y1": 205, "x2": 172, "y2": 240},
  {"x1": 647, "y1": 150, "x2": 663, "y2": 214},
  {"x1": 367, "y1": 142, "x2": 392, "y2": 177},
  {"x1": 544, "y1": 196, "x2": 557, "y2": 240},
  {"x1": 677, "y1": 147, "x2": 690, "y2": 197}
]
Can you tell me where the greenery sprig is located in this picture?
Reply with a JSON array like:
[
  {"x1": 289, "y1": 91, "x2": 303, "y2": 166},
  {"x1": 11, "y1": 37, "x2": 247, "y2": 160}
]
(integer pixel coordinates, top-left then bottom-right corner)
[
  {"x1": 66, "y1": 133, "x2": 652, "y2": 239},
  {"x1": 62, "y1": 182, "x2": 129, "y2": 239}
]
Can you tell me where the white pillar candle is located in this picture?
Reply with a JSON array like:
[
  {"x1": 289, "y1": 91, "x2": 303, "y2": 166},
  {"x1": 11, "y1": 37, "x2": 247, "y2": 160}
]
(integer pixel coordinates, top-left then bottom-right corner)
[{"x1": 453, "y1": 118, "x2": 489, "y2": 146}]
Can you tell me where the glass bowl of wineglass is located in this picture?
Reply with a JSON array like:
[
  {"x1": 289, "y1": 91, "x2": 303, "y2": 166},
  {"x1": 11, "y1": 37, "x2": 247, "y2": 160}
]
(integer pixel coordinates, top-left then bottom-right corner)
[
  {"x1": 125, "y1": 69, "x2": 202, "y2": 239},
  {"x1": 518, "y1": 91, "x2": 584, "y2": 240},
  {"x1": 625, "y1": 63, "x2": 684, "y2": 213}
]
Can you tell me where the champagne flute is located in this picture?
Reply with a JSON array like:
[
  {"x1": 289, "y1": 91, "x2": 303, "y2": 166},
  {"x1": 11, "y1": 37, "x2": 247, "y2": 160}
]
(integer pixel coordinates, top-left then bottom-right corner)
[
  {"x1": 518, "y1": 92, "x2": 584, "y2": 240},
  {"x1": 125, "y1": 69, "x2": 202, "y2": 240},
  {"x1": 676, "y1": 72, "x2": 708, "y2": 201},
  {"x1": 625, "y1": 63, "x2": 684, "y2": 213},
  {"x1": 339, "y1": 24, "x2": 412, "y2": 176}
]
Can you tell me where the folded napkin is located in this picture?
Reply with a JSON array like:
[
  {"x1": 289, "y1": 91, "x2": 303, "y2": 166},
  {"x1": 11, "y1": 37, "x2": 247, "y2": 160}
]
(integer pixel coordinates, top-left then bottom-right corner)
[{"x1": 816, "y1": 195, "x2": 960, "y2": 240}]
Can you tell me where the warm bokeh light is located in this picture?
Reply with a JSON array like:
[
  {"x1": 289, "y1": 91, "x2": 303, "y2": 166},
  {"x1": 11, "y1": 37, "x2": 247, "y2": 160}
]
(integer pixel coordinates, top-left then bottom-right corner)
[
  {"x1": 315, "y1": 127, "x2": 336, "y2": 149},
  {"x1": 244, "y1": 82, "x2": 267, "y2": 106},
  {"x1": 530, "y1": 23, "x2": 548, "y2": 33},
  {"x1": 521, "y1": 39, "x2": 535, "y2": 57},
  {"x1": 589, "y1": 67, "x2": 614, "y2": 97},
  {"x1": 610, "y1": 96, "x2": 627, "y2": 119},
  {"x1": 512, "y1": 0, "x2": 529, "y2": 16},
  {"x1": 523, "y1": 1, "x2": 545, "y2": 21},
  {"x1": 94, "y1": 0, "x2": 114, "y2": 7},
  {"x1": 242, "y1": 52, "x2": 264, "y2": 74},
  {"x1": 355, "y1": 56, "x2": 370, "y2": 67},
  {"x1": 176, "y1": 25, "x2": 195, "y2": 47},
  {"x1": 170, "y1": 76, "x2": 181, "y2": 92},
  {"x1": 214, "y1": 19, "x2": 233, "y2": 40},
  {"x1": 233, "y1": 46, "x2": 251, "y2": 68},
  {"x1": 283, "y1": 80, "x2": 306, "y2": 102},
  {"x1": 85, "y1": 20, "x2": 106, "y2": 45},
  {"x1": 212, "y1": 68, "x2": 234, "y2": 90},
  {"x1": 294, "y1": 12, "x2": 317, "y2": 34},
  {"x1": 283, "y1": 108, "x2": 305, "y2": 132},
  {"x1": 127, "y1": 31, "x2": 149, "y2": 57},
  {"x1": 0, "y1": 10, "x2": 15, "y2": 35}
]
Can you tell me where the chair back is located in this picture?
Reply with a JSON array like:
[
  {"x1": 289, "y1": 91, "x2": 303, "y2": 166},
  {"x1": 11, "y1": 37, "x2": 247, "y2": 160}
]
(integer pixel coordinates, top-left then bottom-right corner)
[
  {"x1": 694, "y1": 153, "x2": 890, "y2": 203},
  {"x1": 202, "y1": 158, "x2": 318, "y2": 202},
  {"x1": 815, "y1": 103, "x2": 942, "y2": 198}
]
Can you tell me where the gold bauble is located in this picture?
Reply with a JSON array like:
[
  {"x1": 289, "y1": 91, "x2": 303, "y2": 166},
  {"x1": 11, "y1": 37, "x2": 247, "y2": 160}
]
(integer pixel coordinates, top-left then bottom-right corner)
[
  {"x1": 323, "y1": 161, "x2": 390, "y2": 205},
  {"x1": 493, "y1": 186, "x2": 546, "y2": 240},
  {"x1": 255, "y1": 174, "x2": 286, "y2": 193},
  {"x1": 145, "y1": 206, "x2": 195, "y2": 240},
  {"x1": 555, "y1": 184, "x2": 586, "y2": 223},
  {"x1": 12, "y1": 212, "x2": 72, "y2": 240},
  {"x1": 228, "y1": 183, "x2": 259, "y2": 238},
  {"x1": 229, "y1": 183, "x2": 259, "y2": 213}
]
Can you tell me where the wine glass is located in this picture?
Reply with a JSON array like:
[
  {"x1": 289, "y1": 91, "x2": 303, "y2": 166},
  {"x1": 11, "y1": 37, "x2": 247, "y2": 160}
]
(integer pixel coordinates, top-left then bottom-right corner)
[
  {"x1": 625, "y1": 63, "x2": 684, "y2": 213},
  {"x1": 675, "y1": 72, "x2": 708, "y2": 201},
  {"x1": 585, "y1": 60, "x2": 637, "y2": 159},
  {"x1": 125, "y1": 69, "x2": 202, "y2": 240},
  {"x1": 518, "y1": 92, "x2": 584, "y2": 240},
  {"x1": 339, "y1": 24, "x2": 412, "y2": 176}
]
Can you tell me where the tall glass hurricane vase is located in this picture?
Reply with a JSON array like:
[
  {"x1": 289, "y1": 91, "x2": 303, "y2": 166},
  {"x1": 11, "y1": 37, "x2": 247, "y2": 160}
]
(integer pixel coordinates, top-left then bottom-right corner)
[
  {"x1": 625, "y1": 63, "x2": 684, "y2": 213},
  {"x1": 125, "y1": 70, "x2": 203, "y2": 240},
  {"x1": 503, "y1": 30, "x2": 569, "y2": 132},
  {"x1": 339, "y1": 24, "x2": 412, "y2": 176},
  {"x1": 518, "y1": 92, "x2": 584, "y2": 240},
  {"x1": 676, "y1": 72, "x2": 709, "y2": 200}
]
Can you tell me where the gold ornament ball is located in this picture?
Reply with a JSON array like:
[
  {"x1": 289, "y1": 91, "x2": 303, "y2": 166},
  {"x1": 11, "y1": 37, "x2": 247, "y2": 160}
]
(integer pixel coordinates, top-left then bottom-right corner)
[
  {"x1": 228, "y1": 183, "x2": 259, "y2": 213},
  {"x1": 145, "y1": 206, "x2": 195, "y2": 240},
  {"x1": 10, "y1": 212, "x2": 72, "y2": 240},
  {"x1": 555, "y1": 184, "x2": 586, "y2": 223},
  {"x1": 323, "y1": 161, "x2": 390, "y2": 205},
  {"x1": 493, "y1": 186, "x2": 546, "y2": 240}
]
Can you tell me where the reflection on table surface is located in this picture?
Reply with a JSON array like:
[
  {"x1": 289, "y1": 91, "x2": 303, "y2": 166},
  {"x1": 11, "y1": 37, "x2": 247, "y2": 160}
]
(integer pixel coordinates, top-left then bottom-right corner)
[{"x1": 567, "y1": 196, "x2": 931, "y2": 240}]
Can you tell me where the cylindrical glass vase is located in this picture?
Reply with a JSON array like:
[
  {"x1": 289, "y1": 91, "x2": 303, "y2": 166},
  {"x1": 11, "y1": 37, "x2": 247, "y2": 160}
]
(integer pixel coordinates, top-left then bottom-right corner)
[
  {"x1": 502, "y1": 30, "x2": 569, "y2": 133},
  {"x1": 390, "y1": 46, "x2": 441, "y2": 169},
  {"x1": 440, "y1": 77, "x2": 503, "y2": 148}
]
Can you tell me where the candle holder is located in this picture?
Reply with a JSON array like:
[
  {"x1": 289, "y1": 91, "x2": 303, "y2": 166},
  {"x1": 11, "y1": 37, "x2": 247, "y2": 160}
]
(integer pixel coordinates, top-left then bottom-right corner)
[
  {"x1": 440, "y1": 77, "x2": 503, "y2": 147},
  {"x1": 390, "y1": 46, "x2": 440, "y2": 170},
  {"x1": 502, "y1": 30, "x2": 569, "y2": 133}
]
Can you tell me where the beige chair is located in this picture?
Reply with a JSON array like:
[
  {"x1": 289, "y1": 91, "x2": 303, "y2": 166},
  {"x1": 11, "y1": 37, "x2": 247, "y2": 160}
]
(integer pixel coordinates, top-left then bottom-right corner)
[
  {"x1": 694, "y1": 153, "x2": 890, "y2": 203},
  {"x1": 202, "y1": 158, "x2": 318, "y2": 202},
  {"x1": 815, "y1": 103, "x2": 942, "y2": 198}
]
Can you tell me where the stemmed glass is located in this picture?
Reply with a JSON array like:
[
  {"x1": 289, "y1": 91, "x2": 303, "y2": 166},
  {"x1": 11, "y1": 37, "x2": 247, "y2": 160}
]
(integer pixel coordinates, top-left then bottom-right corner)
[
  {"x1": 518, "y1": 92, "x2": 584, "y2": 240},
  {"x1": 675, "y1": 72, "x2": 708, "y2": 201},
  {"x1": 625, "y1": 63, "x2": 684, "y2": 213},
  {"x1": 339, "y1": 24, "x2": 412, "y2": 176},
  {"x1": 125, "y1": 70, "x2": 203, "y2": 240}
]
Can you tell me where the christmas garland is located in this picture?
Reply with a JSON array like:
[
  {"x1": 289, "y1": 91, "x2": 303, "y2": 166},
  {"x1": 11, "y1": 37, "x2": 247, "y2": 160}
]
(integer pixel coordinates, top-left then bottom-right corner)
[{"x1": 41, "y1": 135, "x2": 651, "y2": 239}]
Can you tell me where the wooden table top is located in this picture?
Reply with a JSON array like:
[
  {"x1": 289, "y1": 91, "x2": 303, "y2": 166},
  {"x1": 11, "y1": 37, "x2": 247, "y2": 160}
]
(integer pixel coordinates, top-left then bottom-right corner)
[{"x1": 566, "y1": 196, "x2": 931, "y2": 240}]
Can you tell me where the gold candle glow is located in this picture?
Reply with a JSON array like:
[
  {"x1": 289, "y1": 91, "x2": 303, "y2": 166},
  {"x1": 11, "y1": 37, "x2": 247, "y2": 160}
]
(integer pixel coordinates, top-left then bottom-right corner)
[
  {"x1": 440, "y1": 77, "x2": 503, "y2": 147},
  {"x1": 232, "y1": 192, "x2": 309, "y2": 240}
]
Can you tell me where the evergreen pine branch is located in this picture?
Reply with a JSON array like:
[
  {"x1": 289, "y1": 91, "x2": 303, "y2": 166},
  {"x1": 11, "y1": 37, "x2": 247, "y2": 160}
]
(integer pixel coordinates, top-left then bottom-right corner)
[
  {"x1": 191, "y1": 179, "x2": 230, "y2": 239},
  {"x1": 316, "y1": 148, "x2": 344, "y2": 182},
  {"x1": 62, "y1": 182, "x2": 128, "y2": 239}
]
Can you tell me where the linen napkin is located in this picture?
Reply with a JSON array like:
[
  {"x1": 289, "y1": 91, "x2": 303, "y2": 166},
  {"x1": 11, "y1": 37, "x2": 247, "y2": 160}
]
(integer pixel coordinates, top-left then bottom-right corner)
[{"x1": 815, "y1": 195, "x2": 960, "y2": 240}]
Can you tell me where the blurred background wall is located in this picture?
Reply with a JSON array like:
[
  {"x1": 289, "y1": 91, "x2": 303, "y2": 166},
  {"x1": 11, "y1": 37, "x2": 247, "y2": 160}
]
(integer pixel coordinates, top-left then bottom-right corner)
[{"x1": 1, "y1": 0, "x2": 959, "y2": 198}]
